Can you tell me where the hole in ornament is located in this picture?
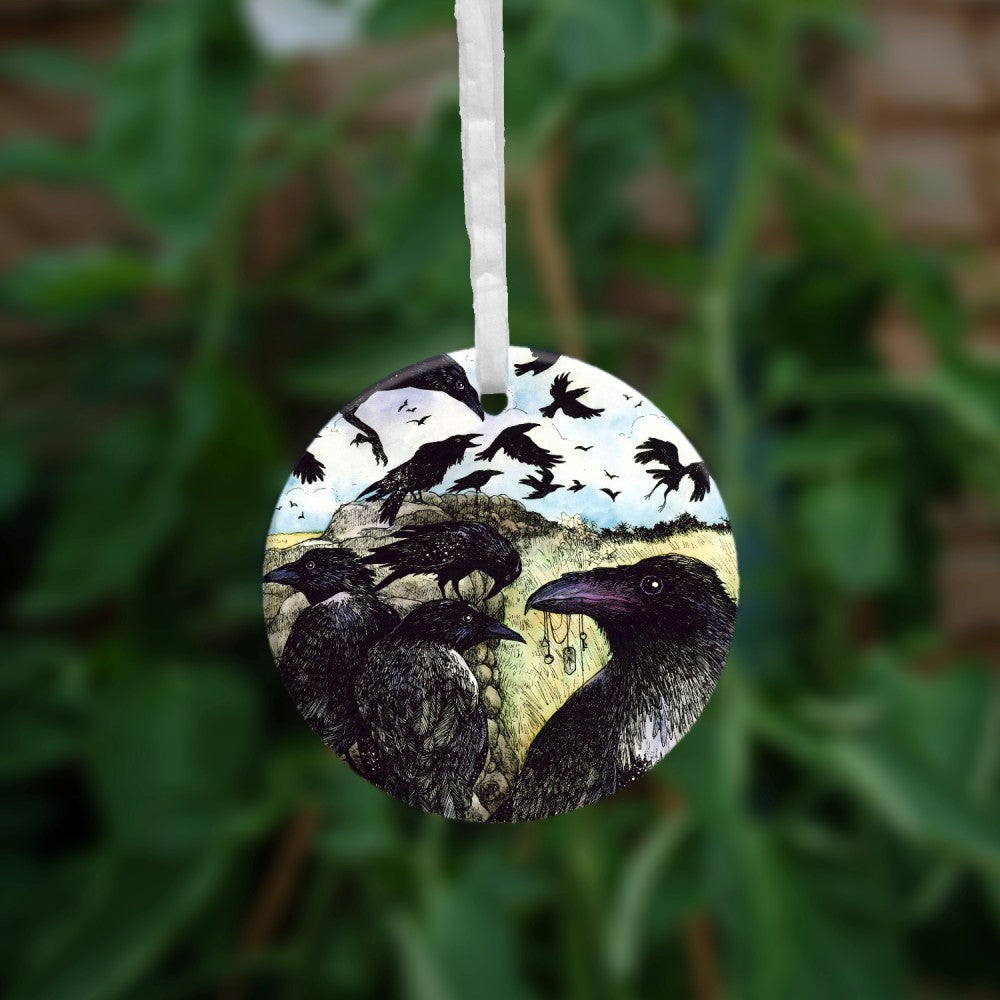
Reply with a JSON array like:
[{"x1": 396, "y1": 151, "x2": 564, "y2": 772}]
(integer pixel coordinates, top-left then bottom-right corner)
[{"x1": 480, "y1": 393, "x2": 508, "y2": 415}]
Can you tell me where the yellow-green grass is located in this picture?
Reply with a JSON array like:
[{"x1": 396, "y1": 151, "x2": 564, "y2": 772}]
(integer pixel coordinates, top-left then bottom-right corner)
[
  {"x1": 496, "y1": 527, "x2": 738, "y2": 762},
  {"x1": 266, "y1": 531, "x2": 323, "y2": 550}
]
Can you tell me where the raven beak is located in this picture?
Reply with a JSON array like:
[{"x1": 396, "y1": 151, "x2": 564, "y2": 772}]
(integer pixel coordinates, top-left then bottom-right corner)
[
  {"x1": 461, "y1": 433, "x2": 483, "y2": 445},
  {"x1": 485, "y1": 576, "x2": 510, "y2": 600},
  {"x1": 526, "y1": 572, "x2": 633, "y2": 618},
  {"x1": 485, "y1": 621, "x2": 525, "y2": 644},
  {"x1": 263, "y1": 566, "x2": 298, "y2": 586},
  {"x1": 461, "y1": 387, "x2": 485, "y2": 420}
]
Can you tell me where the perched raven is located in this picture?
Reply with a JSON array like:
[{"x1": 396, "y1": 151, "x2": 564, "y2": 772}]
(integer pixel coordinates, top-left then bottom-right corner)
[
  {"x1": 540, "y1": 374, "x2": 604, "y2": 420},
  {"x1": 447, "y1": 468, "x2": 503, "y2": 496},
  {"x1": 514, "y1": 348, "x2": 559, "y2": 377},
  {"x1": 635, "y1": 438, "x2": 711, "y2": 505},
  {"x1": 568, "y1": 479, "x2": 585, "y2": 493},
  {"x1": 293, "y1": 451, "x2": 326, "y2": 484},
  {"x1": 476, "y1": 423, "x2": 563, "y2": 471},
  {"x1": 357, "y1": 433, "x2": 481, "y2": 524},
  {"x1": 263, "y1": 549, "x2": 400, "y2": 763},
  {"x1": 356, "y1": 601, "x2": 524, "y2": 817},
  {"x1": 491, "y1": 554, "x2": 736, "y2": 821},
  {"x1": 520, "y1": 468, "x2": 564, "y2": 500},
  {"x1": 345, "y1": 355, "x2": 484, "y2": 465},
  {"x1": 363, "y1": 521, "x2": 521, "y2": 599}
]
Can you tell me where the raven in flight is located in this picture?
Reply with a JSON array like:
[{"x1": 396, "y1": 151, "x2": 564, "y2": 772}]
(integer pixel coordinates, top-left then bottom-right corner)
[
  {"x1": 447, "y1": 469, "x2": 503, "y2": 497},
  {"x1": 397, "y1": 399, "x2": 409, "y2": 412},
  {"x1": 540, "y1": 374, "x2": 604, "y2": 420},
  {"x1": 293, "y1": 451, "x2": 326, "y2": 484},
  {"x1": 263, "y1": 549, "x2": 400, "y2": 762},
  {"x1": 490, "y1": 555, "x2": 736, "y2": 821},
  {"x1": 574, "y1": 445, "x2": 593, "y2": 452},
  {"x1": 514, "y1": 348, "x2": 559, "y2": 377},
  {"x1": 345, "y1": 355, "x2": 484, "y2": 466},
  {"x1": 363, "y1": 521, "x2": 521, "y2": 599},
  {"x1": 600, "y1": 488, "x2": 620, "y2": 502},
  {"x1": 520, "y1": 468, "x2": 564, "y2": 500},
  {"x1": 298, "y1": 511, "x2": 305, "y2": 519},
  {"x1": 476, "y1": 423, "x2": 564, "y2": 471},
  {"x1": 635, "y1": 437, "x2": 711, "y2": 505},
  {"x1": 357, "y1": 433, "x2": 481, "y2": 524},
  {"x1": 408, "y1": 415, "x2": 431, "y2": 426},
  {"x1": 356, "y1": 601, "x2": 524, "y2": 818},
  {"x1": 605, "y1": 471, "x2": 619, "y2": 480},
  {"x1": 568, "y1": 480, "x2": 585, "y2": 493}
]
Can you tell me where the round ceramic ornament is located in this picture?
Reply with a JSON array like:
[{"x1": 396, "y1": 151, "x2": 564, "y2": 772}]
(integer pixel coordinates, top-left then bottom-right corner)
[
  {"x1": 263, "y1": 348, "x2": 738, "y2": 821},
  {"x1": 261, "y1": 1, "x2": 737, "y2": 820}
]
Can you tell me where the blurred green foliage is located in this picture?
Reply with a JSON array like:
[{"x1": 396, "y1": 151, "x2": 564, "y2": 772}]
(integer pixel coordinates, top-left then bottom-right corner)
[{"x1": 2, "y1": 0, "x2": 999, "y2": 997}]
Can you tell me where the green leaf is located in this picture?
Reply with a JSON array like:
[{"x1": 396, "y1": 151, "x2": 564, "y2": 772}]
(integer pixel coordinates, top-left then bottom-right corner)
[
  {"x1": 0, "y1": 47, "x2": 105, "y2": 92},
  {"x1": 0, "y1": 139, "x2": 94, "y2": 183},
  {"x1": 0, "y1": 248, "x2": 155, "y2": 321}
]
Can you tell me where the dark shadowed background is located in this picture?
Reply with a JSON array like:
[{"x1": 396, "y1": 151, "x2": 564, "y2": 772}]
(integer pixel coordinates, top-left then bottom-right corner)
[{"x1": 2, "y1": 0, "x2": 999, "y2": 997}]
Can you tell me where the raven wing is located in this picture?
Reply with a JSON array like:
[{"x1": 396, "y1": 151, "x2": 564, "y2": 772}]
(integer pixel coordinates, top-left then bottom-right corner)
[
  {"x1": 561, "y1": 393, "x2": 604, "y2": 419},
  {"x1": 635, "y1": 438, "x2": 680, "y2": 467},
  {"x1": 490, "y1": 672, "x2": 617, "y2": 822},
  {"x1": 685, "y1": 462, "x2": 711, "y2": 502},
  {"x1": 293, "y1": 450, "x2": 326, "y2": 484}
]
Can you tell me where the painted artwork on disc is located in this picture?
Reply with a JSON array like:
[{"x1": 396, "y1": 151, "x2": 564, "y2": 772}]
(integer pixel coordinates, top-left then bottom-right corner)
[{"x1": 263, "y1": 348, "x2": 738, "y2": 822}]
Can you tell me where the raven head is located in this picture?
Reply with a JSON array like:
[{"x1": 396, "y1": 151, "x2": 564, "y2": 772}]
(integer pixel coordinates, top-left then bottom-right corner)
[
  {"x1": 398, "y1": 600, "x2": 524, "y2": 652},
  {"x1": 485, "y1": 549, "x2": 523, "y2": 599},
  {"x1": 525, "y1": 554, "x2": 734, "y2": 646},
  {"x1": 263, "y1": 547, "x2": 376, "y2": 604},
  {"x1": 414, "y1": 356, "x2": 484, "y2": 419}
]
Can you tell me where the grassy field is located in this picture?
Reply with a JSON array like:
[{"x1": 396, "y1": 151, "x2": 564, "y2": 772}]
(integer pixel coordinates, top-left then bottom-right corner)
[{"x1": 496, "y1": 526, "x2": 739, "y2": 761}]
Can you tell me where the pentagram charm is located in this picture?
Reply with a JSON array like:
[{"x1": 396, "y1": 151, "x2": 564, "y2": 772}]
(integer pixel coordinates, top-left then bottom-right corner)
[{"x1": 263, "y1": 348, "x2": 738, "y2": 821}]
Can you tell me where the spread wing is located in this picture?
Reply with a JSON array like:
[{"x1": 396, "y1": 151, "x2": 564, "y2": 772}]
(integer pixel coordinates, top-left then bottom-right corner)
[
  {"x1": 293, "y1": 451, "x2": 326, "y2": 484},
  {"x1": 685, "y1": 462, "x2": 711, "y2": 502},
  {"x1": 635, "y1": 438, "x2": 679, "y2": 468}
]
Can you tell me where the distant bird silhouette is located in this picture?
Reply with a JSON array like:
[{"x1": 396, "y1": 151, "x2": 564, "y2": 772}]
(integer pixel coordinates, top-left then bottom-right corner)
[
  {"x1": 600, "y1": 488, "x2": 620, "y2": 502},
  {"x1": 635, "y1": 438, "x2": 711, "y2": 505},
  {"x1": 447, "y1": 468, "x2": 503, "y2": 497},
  {"x1": 293, "y1": 451, "x2": 326, "y2": 484},
  {"x1": 363, "y1": 521, "x2": 521, "y2": 599},
  {"x1": 346, "y1": 355, "x2": 483, "y2": 465},
  {"x1": 540, "y1": 374, "x2": 604, "y2": 420},
  {"x1": 575, "y1": 445, "x2": 593, "y2": 452},
  {"x1": 298, "y1": 511, "x2": 306, "y2": 519},
  {"x1": 514, "y1": 348, "x2": 559, "y2": 377},
  {"x1": 289, "y1": 501, "x2": 298, "y2": 508},
  {"x1": 568, "y1": 480, "x2": 585, "y2": 493},
  {"x1": 357, "y1": 433, "x2": 481, "y2": 524},
  {"x1": 605, "y1": 471, "x2": 619, "y2": 480},
  {"x1": 490, "y1": 554, "x2": 736, "y2": 821},
  {"x1": 277, "y1": 505, "x2": 283, "y2": 510},
  {"x1": 407, "y1": 407, "x2": 417, "y2": 413},
  {"x1": 623, "y1": 394, "x2": 633, "y2": 401},
  {"x1": 520, "y1": 468, "x2": 564, "y2": 500},
  {"x1": 397, "y1": 399, "x2": 409, "y2": 412},
  {"x1": 408, "y1": 415, "x2": 431, "y2": 426},
  {"x1": 476, "y1": 423, "x2": 563, "y2": 471},
  {"x1": 356, "y1": 601, "x2": 524, "y2": 817},
  {"x1": 263, "y1": 549, "x2": 399, "y2": 762},
  {"x1": 634, "y1": 401, "x2": 642, "y2": 408}
]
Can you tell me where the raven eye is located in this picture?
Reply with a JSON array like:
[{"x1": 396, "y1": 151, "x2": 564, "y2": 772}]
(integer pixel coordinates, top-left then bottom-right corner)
[
  {"x1": 306, "y1": 561, "x2": 316, "y2": 570},
  {"x1": 640, "y1": 575, "x2": 663, "y2": 596},
  {"x1": 462, "y1": 613, "x2": 474, "y2": 624}
]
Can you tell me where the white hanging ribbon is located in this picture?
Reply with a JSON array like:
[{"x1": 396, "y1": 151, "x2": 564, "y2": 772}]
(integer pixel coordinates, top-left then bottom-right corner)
[{"x1": 455, "y1": 0, "x2": 509, "y2": 395}]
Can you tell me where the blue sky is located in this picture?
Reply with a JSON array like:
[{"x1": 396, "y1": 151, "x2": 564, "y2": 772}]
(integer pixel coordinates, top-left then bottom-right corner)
[{"x1": 270, "y1": 347, "x2": 728, "y2": 533}]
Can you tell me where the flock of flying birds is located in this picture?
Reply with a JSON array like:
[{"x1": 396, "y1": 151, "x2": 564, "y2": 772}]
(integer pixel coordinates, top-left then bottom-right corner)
[{"x1": 287, "y1": 350, "x2": 712, "y2": 523}]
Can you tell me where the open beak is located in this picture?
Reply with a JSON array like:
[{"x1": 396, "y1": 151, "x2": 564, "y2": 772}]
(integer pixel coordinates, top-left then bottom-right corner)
[
  {"x1": 485, "y1": 621, "x2": 525, "y2": 644},
  {"x1": 525, "y1": 572, "x2": 634, "y2": 618},
  {"x1": 263, "y1": 565, "x2": 298, "y2": 586},
  {"x1": 460, "y1": 433, "x2": 483, "y2": 447}
]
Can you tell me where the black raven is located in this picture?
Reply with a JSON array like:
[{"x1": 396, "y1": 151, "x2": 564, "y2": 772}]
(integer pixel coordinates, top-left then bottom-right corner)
[
  {"x1": 520, "y1": 468, "x2": 564, "y2": 500},
  {"x1": 635, "y1": 438, "x2": 711, "y2": 504},
  {"x1": 357, "y1": 433, "x2": 481, "y2": 524},
  {"x1": 293, "y1": 451, "x2": 326, "y2": 484},
  {"x1": 298, "y1": 511, "x2": 306, "y2": 519},
  {"x1": 263, "y1": 549, "x2": 400, "y2": 762},
  {"x1": 540, "y1": 374, "x2": 604, "y2": 420},
  {"x1": 397, "y1": 399, "x2": 409, "y2": 412},
  {"x1": 447, "y1": 468, "x2": 503, "y2": 496},
  {"x1": 363, "y1": 521, "x2": 521, "y2": 599},
  {"x1": 407, "y1": 415, "x2": 431, "y2": 426},
  {"x1": 490, "y1": 554, "x2": 736, "y2": 821},
  {"x1": 605, "y1": 471, "x2": 619, "y2": 480},
  {"x1": 346, "y1": 355, "x2": 484, "y2": 466},
  {"x1": 514, "y1": 348, "x2": 559, "y2": 377},
  {"x1": 476, "y1": 423, "x2": 563, "y2": 471},
  {"x1": 356, "y1": 601, "x2": 524, "y2": 817},
  {"x1": 289, "y1": 501, "x2": 298, "y2": 508},
  {"x1": 568, "y1": 480, "x2": 585, "y2": 493},
  {"x1": 574, "y1": 445, "x2": 593, "y2": 452},
  {"x1": 600, "y1": 488, "x2": 620, "y2": 502}
]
